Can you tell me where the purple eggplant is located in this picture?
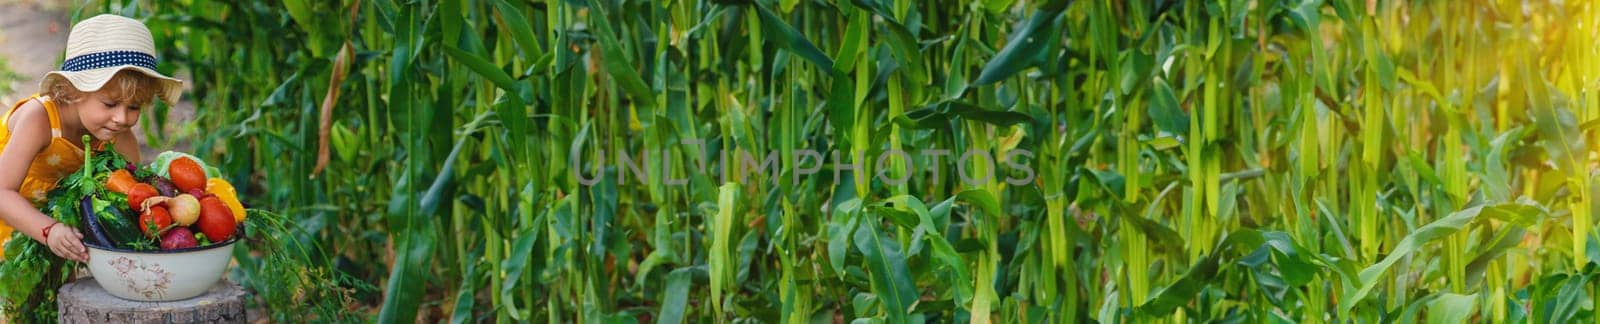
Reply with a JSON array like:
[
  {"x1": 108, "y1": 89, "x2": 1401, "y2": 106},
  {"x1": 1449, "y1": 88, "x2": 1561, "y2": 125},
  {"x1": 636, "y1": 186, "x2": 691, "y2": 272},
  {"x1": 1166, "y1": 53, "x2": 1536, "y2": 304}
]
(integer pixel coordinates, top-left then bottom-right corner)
[
  {"x1": 79, "y1": 197, "x2": 113, "y2": 247},
  {"x1": 79, "y1": 195, "x2": 144, "y2": 249}
]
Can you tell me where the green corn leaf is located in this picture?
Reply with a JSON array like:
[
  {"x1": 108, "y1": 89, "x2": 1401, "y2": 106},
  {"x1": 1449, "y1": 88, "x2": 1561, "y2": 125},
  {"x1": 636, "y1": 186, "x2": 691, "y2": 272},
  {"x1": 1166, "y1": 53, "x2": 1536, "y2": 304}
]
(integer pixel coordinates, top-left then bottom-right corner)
[
  {"x1": 955, "y1": 190, "x2": 1003, "y2": 218},
  {"x1": 710, "y1": 183, "x2": 740, "y2": 317},
  {"x1": 976, "y1": 9, "x2": 1065, "y2": 85},
  {"x1": 1340, "y1": 202, "x2": 1536, "y2": 314},
  {"x1": 378, "y1": 231, "x2": 437, "y2": 322},
  {"x1": 880, "y1": 19, "x2": 927, "y2": 85},
  {"x1": 1139, "y1": 229, "x2": 1265, "y2": 316},
  {"x1": 846, "y1": 0, "x2": 898, "y2": 23},
  {"x1": 443, "y1": 45, "x2": 530, "y2": 103},
  {"x1": 752, "y1": 3, "x2": 833, "y2": 72},
  {"x1": 1149, "y1": 77, "x2": 1189, "y2": 135},
  {"x1": 829, "y1": 198, "x2": 864, "y2": 278},
  {"x1": 584, "y1": 0, "x2": 657, "y2": 107},
  {"x1": 449, "y1": 253, "x2": 480, "y2": 324},
  {"x1": 1425, "y1": 293, "x2": 1478, "y2": 324},
  {"x1": 827, "y1": 68, "x2": 857, "y2": 141},
  {"x1": 888, "y1": 195, "x2": 972, "y2": 306},
  {"x1": 657, "y1": 268, "x2": 695, "y2": 324},
  {"x1": 833, "y1": 9, "x2": 868, "y2": 74},
  {"x1": 854, "y1": 221, "x2": 917, "y2": 320},
  {"x1": 491, "y1": 0, "x2": 543, "y2": 60},
  {"x1": 499, "y1": 226, "x2": 540, "y2": 320}
]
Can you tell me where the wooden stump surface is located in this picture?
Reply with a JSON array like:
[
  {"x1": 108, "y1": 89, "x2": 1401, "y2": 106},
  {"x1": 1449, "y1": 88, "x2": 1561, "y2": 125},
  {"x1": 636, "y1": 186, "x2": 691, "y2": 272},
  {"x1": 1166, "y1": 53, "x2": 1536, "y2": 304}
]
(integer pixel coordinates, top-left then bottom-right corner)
[{"x1": 57, "y1": 277, "x2": 246, "y2": 324}]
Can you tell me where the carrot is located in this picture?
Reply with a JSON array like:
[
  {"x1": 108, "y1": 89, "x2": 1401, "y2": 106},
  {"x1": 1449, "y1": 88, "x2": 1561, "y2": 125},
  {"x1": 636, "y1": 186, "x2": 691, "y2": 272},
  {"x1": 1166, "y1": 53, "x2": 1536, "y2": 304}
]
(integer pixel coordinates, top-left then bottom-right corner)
[{"x1": 105, "y1": 169, "x2": 138, "y2": 194}]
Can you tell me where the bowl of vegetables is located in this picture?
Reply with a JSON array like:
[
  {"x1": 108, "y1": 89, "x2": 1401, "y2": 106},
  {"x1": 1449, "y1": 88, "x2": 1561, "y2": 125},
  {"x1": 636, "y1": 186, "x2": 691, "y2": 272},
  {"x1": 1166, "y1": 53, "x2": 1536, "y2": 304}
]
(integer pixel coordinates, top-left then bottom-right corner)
[
  {"x1": 84, "y1": 237, "x2": 237, "y2": 302},
  {"x1": 60, "y1": 140, "x2": 247, "y2": 301}
]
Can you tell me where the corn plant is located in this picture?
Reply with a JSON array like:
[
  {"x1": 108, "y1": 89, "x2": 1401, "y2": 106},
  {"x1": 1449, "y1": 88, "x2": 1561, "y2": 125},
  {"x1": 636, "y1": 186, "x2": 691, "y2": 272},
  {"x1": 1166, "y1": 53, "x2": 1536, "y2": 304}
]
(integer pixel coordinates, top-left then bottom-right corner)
[{"x1": 46, "y1": 0, "x2": 1600, "y2": 322}]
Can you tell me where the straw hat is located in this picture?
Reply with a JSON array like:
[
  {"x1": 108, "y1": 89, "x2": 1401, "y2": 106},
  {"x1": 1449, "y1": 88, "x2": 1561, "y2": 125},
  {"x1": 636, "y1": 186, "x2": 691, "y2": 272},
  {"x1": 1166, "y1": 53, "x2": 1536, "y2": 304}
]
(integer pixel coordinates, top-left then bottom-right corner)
[{"x1": 39, "y1": 14, "x2": 182, "y2": 104}]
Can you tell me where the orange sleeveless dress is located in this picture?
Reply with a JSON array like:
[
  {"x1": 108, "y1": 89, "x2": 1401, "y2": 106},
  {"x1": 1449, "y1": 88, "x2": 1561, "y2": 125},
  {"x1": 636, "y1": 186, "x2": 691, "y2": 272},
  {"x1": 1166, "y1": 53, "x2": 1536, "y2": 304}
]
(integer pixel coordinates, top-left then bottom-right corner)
[{"x1": 0, "y1": 95, "x2": 108, "y2": 253}]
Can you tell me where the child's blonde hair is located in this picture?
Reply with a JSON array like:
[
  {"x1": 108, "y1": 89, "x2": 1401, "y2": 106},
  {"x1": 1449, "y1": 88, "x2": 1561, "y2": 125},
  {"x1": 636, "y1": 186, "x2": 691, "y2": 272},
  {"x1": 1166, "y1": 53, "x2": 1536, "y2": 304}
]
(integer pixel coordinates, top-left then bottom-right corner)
[{"x1": 46, "y1": 70, "x2": 160, "y2": 108}]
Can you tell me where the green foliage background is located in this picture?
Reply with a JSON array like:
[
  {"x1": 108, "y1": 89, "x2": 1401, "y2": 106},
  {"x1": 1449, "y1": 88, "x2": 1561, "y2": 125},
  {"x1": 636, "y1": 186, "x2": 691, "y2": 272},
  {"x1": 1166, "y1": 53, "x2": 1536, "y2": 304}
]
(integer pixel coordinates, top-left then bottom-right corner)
[{"x1": 65, "y1": 0, "x2": 1600, "y2": 322}]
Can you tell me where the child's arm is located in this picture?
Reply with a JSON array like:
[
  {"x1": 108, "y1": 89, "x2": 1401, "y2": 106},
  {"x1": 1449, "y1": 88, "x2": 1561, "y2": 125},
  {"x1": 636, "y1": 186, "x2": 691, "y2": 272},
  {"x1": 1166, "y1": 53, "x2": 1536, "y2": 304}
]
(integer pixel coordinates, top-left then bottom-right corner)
[
  {"x1": 113, "y1": 127, "x2": 141, "y2": 165},
  {"x1": 0, "y1": 100, "x2": 88, "y2": 262}
]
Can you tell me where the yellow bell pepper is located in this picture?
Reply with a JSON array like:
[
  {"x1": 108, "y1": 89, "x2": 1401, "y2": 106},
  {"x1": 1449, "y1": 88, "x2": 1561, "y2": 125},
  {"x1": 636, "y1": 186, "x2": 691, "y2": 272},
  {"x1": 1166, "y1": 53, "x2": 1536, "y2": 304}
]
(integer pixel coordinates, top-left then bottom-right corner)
[{"x1": 206, "y1": 178, "x2": 247, "y2": 222}]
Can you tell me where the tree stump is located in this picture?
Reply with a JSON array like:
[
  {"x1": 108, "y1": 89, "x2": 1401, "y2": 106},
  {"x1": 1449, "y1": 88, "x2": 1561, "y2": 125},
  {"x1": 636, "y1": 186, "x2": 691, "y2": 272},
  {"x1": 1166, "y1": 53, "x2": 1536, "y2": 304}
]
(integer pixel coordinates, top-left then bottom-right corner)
[{"x1": 57, "y1": 277, "x2": 246, "y2": 323}]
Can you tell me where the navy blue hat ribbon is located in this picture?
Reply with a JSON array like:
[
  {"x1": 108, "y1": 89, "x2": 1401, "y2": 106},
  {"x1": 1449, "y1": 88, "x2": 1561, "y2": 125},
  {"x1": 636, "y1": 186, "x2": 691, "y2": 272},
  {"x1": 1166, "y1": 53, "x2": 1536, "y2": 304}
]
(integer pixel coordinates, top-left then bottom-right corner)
[{"x1": 60, "y1": 50, "x2": 156, "y2": 72}]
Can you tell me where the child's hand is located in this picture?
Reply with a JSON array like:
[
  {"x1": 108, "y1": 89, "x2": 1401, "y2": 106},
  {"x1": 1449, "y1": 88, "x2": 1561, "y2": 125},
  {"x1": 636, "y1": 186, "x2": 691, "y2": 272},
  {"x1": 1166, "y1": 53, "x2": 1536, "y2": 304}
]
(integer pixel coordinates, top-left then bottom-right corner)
[{"x1": 45, "y1": 222, "x2": 89, "y2": 262}]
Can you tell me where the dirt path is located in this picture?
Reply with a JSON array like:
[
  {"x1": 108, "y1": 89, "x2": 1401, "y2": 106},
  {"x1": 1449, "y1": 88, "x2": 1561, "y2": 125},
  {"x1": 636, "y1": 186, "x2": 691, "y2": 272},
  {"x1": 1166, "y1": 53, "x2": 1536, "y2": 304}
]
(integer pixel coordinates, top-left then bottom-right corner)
[{"x1": 0, "y1": 0, "x2": 195, "y2": 159}]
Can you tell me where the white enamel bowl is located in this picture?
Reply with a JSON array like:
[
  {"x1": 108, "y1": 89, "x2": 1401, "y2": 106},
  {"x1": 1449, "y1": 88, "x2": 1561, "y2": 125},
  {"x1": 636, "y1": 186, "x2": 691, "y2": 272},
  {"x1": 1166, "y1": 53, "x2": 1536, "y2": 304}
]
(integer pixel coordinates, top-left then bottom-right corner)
[{"x1": 84, "y1": 237, "x2": 237, "y2": 302}]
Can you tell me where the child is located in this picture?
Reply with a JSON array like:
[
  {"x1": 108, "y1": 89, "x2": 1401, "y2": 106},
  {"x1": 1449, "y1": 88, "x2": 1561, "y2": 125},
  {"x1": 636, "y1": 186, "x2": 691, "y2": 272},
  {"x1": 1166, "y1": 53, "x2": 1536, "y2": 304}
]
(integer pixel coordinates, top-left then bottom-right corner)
[{"x1": 0, "y1": 14, "x2": 182, "y2": 262}]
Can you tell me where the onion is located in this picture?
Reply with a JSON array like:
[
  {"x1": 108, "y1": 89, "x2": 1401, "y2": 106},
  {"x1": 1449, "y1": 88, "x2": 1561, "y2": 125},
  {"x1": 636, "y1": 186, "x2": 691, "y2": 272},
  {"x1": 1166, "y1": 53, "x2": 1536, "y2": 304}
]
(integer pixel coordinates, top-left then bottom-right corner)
[{"x1": 160, "y1": 194, "x2": 201, "y2": 226}]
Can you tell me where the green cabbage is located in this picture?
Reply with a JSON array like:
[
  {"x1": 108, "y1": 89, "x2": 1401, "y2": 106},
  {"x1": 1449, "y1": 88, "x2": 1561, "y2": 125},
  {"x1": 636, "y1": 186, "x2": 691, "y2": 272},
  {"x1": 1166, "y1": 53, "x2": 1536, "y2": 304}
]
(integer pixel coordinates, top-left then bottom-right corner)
[{"x1": 147, "y1": 151, "x2": 219, "y2": 179}]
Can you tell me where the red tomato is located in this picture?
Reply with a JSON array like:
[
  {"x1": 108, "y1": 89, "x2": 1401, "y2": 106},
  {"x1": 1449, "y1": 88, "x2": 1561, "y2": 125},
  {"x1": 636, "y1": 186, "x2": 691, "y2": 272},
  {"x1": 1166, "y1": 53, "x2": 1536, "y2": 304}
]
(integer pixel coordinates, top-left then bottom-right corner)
[
  {"x1": 139, "y1": 205, "x2": 172, "y2": 238},
  {"x1": 127, "y1": 183, "x2": 160, "y2": 211}
]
